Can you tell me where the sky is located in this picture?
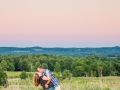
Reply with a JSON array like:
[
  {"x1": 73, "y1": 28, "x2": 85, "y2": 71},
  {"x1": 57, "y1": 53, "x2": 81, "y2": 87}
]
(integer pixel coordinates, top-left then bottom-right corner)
[{"x1": 0, "y1": 0, "x2": 120, "y2": 47}]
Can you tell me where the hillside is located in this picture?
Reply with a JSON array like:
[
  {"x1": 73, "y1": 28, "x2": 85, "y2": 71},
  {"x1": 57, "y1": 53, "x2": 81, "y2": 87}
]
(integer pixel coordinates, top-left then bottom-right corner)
[{"x1": 0, "y1": 46, "x2": 120, "y2": 57}]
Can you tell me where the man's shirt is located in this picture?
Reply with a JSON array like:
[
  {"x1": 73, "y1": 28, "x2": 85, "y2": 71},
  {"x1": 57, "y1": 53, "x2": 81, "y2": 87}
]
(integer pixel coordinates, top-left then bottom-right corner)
[{"x1": 42, "y1": 69, "x2": 60, "y2": 87}]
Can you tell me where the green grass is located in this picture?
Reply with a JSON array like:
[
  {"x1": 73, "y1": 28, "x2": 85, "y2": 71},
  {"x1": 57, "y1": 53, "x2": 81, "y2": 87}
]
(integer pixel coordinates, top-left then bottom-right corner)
[
  {"x1": 6, "y1": 71, "x2": 21, "y2": 77},
  {"x1": 61, "y1": 77, "x2": 120, "y2": 90},
  {"x1": 6, "y1": 71, "x2": 34, "y2": 78},
  {"x1": 2, "y1": 72, "x2": 120, "y2": 90}
]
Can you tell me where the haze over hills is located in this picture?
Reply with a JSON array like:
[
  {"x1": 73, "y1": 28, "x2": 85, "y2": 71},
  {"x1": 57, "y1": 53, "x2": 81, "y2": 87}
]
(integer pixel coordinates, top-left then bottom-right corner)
[{"x1": 0, "y1": 46, "x2": 120, "y2": 57}]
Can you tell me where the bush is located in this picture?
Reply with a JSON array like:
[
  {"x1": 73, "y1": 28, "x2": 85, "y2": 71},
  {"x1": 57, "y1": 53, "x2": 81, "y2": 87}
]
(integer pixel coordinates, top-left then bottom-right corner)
[
  {"x1": 0, "y1": 69, "x2": 8, "y2": 87},
  {"x1": 28, "y1": 73, "x2": 33, "y2": 80},
  {"x1": 53, "y1": 70, "x2": 72, "y2": 81},
  {"x1": 62, "y1": 69, "x2": 72, "y2": 80},
  {"x1": 19, "y1": 71, "x2": 28, "y2": 79}
]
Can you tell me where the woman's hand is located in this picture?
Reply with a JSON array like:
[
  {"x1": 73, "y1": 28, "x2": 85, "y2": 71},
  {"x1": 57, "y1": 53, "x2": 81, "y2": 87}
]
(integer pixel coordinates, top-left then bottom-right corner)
[{"x1": 45, "y1": 84, "x2": 48, "y2": 88}]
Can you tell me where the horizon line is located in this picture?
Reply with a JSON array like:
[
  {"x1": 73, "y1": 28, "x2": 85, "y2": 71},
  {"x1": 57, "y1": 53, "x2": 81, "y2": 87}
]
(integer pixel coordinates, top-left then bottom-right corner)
[{"x1": 0, "y1": 46, "x2": 119, "y2": 48}]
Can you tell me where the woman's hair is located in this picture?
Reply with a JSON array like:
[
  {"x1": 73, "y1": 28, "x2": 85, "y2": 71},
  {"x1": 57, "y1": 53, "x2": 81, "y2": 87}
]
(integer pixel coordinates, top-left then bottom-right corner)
[{"x1": 34, "y1": 73, "x2": 40, "y2": 87}]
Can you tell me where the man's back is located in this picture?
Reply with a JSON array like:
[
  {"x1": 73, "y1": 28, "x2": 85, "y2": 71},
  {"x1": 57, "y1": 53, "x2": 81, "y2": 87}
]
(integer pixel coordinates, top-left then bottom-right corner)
[{"x1": 42, "y1": 69, "x2": 60, "y2": 87}]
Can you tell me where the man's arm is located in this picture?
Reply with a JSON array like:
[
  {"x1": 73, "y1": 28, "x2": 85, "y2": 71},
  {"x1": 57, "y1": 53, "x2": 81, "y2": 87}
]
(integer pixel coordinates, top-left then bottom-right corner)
[{"x1": 42, "y1": 76, "x2": 51, "y2": 80}]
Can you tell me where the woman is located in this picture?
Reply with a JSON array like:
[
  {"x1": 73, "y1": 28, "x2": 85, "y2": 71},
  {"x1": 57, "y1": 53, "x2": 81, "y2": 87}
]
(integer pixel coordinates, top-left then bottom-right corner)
[{"x1": 34, "y1": 72, "x2": 55, "y2": 90}]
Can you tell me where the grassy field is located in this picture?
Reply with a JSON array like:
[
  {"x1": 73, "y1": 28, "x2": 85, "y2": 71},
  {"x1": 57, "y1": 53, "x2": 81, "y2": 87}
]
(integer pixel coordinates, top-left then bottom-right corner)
[
  {"x1": 6, "y1": 71, "x2": 21, "y2": 78},
  {"x1": 1, "y1": 72, "x2": 120, "y2": 90},
  {"x1": 5, "y1": 71, "x2": 34, "y2": 78}
]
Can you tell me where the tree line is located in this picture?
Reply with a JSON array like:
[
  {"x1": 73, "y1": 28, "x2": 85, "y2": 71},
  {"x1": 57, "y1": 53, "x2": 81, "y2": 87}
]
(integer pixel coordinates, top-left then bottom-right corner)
[{"x1": 0, "y1": 54, "x2": 120, "y2": 77}]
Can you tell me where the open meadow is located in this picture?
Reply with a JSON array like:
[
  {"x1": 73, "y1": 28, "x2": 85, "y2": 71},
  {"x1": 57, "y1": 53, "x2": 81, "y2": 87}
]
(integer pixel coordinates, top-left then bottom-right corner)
[{"x1": 1, "y1": 72, "x2": 120, "y2": 90}]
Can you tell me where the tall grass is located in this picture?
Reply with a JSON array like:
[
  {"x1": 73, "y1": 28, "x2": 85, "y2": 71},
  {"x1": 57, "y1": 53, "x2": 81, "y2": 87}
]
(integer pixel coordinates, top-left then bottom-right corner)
[
  {"x1": 1, "y1": 76, "x2": 120, "y2": 90},
  {"x1": 61, "y1": 77, "x2": 120, "y2": 90}
]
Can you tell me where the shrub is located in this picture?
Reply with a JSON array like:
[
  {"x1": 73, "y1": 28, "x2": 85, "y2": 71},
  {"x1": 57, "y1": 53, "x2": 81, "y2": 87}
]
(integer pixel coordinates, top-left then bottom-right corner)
[
  {"x1": 28, "y1": 73, "x2": 33, "y2": 80},
  {"x1": 0, "y1": 69, "x2": 8, "y2": 87},
  {"x1": 19, "y1": 71, "x2": 28, "y2": 79},
  {"x1": 62, "y1": 69, "x2": 72, "y2": 80}
]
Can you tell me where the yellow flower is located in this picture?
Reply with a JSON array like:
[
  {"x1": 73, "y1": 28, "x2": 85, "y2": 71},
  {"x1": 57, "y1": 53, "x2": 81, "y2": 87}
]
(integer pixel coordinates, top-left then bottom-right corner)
[{"x1": 104, "y1": 84, "x2": 108, "y2": 88}]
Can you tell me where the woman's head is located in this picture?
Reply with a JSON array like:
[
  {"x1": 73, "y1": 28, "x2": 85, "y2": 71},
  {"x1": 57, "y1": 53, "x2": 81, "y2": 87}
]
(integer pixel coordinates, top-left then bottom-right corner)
[{"x1": 34, "y1": 73, "x2": 40, "y2": 87}]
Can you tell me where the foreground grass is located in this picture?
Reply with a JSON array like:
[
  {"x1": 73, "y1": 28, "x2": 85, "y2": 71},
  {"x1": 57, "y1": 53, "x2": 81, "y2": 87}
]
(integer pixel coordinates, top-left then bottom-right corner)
[
  {"x1": 61, "y1": 77, "x2": 120, "y2": 90},
  {"x1": 1, "y1": 72, "x2": 120, "y2": 90}
]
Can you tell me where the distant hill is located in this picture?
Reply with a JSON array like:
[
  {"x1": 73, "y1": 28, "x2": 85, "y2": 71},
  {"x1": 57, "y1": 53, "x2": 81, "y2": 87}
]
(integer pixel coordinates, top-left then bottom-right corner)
[{"x1": 0, "y1": 46, "x2": 120, "y2": 57}]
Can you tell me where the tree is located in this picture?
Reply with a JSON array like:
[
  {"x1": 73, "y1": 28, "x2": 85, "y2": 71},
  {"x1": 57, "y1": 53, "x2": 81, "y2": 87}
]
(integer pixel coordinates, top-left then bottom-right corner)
[
  {"x1": 72, "y1": 66, "x2": 84, "y2": 77},
  {"x1": 54, "y1": 62, "x2": 61, "y2": 73},
  {"x1": 18, "y1": 60, "x2": 22, "y2": 70},
  {"x1": 84, "y1": 58, "x2": 93, "y2": 77},
  {"x1": 0, "y1": 60, "x2": 7, "y2": 71},
  {"x1": 8, "y1": 63, "x2": 15, "y2": 71},
  {"x1": 114, "y1": 62, "x2": 120, "y2": 76},
  {"x1": 71, "y1": 59, "x2": 85, "y2": 77},
  {"x1": 34, "y1": 62, "x2": 41, "y2": 71},
  {"x1": 42, "y1": 63, "x2": 48, "y2": 69},
  {"x1": 103, "y1": 61, "x2": 116, "y2": 76},
  {"x1": 19, "y1": 71, "x2": 28, "y2": 80},
  {"x1": 18, "y1": 59, "x2": 30, "y2": 71},
  {"x1": 97, "y1": 61, "x2": 106, "y2": 77},
  {"x1": 0, "y1": 69, "x2": 8, "y2": 87},
  {"x1": 84, "y1": 64, "x2": 91, "y2": 77}
]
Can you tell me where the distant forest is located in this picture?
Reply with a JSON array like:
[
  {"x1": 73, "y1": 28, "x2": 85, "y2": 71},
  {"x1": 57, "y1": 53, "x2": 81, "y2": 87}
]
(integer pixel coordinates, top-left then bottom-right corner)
[{"x1": 0, "y1": 46, "x2": 120, "y2": 57}]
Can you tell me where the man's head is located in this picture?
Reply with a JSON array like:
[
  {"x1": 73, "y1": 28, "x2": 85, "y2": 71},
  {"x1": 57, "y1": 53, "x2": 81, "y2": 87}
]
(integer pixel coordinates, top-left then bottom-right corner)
[{"x1": 37, "y1": 66, "x2": 44, "y2": 73}]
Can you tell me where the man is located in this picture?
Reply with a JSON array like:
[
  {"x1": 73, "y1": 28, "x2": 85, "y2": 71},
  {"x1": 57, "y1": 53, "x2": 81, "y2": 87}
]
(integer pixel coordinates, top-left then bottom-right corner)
[{"x1": 37, "y1": 66, "x2": 61, "y2": 90}]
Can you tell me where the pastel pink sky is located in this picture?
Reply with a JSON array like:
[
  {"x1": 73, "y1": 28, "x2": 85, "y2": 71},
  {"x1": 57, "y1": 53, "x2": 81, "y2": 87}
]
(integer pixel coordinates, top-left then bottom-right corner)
[{"x1": 0, "y1": 0, "x2": 120, "y2": 47}]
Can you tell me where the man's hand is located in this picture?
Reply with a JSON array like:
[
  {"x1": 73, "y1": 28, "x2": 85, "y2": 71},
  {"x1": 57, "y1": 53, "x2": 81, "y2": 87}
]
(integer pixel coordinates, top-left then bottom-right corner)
[{"x1": 45, "y1": 84, "x2": 48, "y2": 88}]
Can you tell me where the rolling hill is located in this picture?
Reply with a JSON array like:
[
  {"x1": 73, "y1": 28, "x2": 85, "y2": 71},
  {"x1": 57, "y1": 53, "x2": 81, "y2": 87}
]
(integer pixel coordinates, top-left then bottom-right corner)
[{"x1": 0, "y1": 46, "x2": 120, "y2": 57}]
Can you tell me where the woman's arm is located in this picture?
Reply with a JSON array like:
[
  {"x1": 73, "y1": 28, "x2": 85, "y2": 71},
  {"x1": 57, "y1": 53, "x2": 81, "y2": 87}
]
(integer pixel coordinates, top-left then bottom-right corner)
[{"x1": 42, "y1": 76, "x2": 52, "y2": 88}]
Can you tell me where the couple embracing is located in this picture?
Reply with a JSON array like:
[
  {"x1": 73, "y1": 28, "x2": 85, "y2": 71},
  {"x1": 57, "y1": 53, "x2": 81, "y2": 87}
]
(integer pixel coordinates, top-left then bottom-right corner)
[{"x1": 34, "y1": 66, "x2": 61, "y2": 90}]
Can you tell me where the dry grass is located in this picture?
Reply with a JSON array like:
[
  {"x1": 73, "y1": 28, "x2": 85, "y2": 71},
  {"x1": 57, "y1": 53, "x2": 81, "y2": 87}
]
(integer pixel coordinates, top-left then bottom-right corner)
[{"x1": 1, "y1": 76, "x2": 120, "y2": 90}]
